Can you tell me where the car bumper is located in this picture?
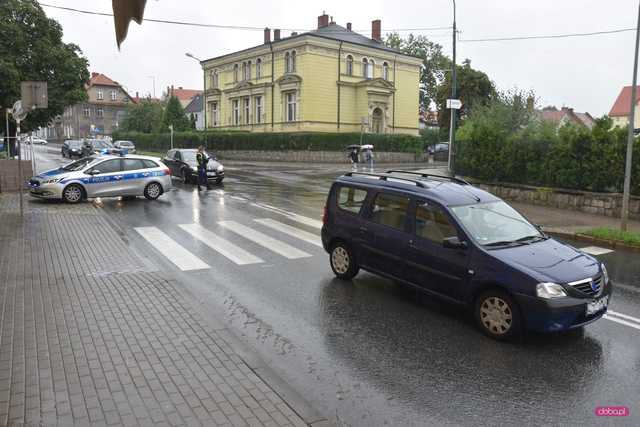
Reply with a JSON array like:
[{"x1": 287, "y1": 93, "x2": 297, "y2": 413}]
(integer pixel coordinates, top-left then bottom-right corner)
[
  {"x1": 514, "y1": 284, "x2": 613, "y2": 332},
  {"x1": 189, "y1": 170, "x2": 225, "y2": 181},
  {"x1": 29, "y1": 183, "x2": 64, "y2": 199}
]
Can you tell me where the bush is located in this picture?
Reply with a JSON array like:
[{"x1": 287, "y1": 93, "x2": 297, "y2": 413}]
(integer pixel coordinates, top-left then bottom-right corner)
[
  {"x1": 455, "y1": 95, "x2": 639, "y2": 195},
  {"x1": 111, "y1": 131, "x2": 424, "y2": 154}
]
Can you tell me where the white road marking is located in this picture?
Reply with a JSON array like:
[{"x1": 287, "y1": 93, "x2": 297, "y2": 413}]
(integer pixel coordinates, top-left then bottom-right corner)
[
  {"x1": 604, "y1": 314, "x2": 640, "y2": 331},
  {"x1": 580, "y1": 246, "x2": 614, "y2": 256},
  {"x1": 218, "y1": 221, "x2": 312, "y2": 259},
  {"x1": 250, "y1": 202, "x2": 323, "y2": 229},
  {"x1": 607, "y1": 310, "x2": 640, "y2": 324},
  {"x1": 178, "y1": 224, "x2": 263, "y2": 265},
  {"x1": 134, "y1": 227, "x2": 210, "y2": 271},
  {"x1": 254, "y1": 218, "x2": 322, "y2": 248}
]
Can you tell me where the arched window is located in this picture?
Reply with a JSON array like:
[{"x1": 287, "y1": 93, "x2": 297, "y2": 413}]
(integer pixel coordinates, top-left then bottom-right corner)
[
  {"x1": 211, "y1": 70, "x2": 219, "y2": 89},
  {"x1": 362, "y1": 58, "x2": 369, "y2": 78},
  {"x1": 242, "y1": 62, "x2": 247, "y2": 81},
  {"x1": 368, "y1": 59, "x2": 375, "y2": 79},
  {"x1": 256, "y1": 58, "x2": 262, "y2": 79},
  {"x1": 233, "y1": 64, "x2": 239, "y2": 82},
  {"x1": 291, "y1": 51, "x2": 296, "y2": 72},
  {"x1": 285, "y1": 52, "x2": 291, "y2": 73},
  {"x1": 383, "y1": 62, "x2": 389, "y2": 80},
  {"x1": 346, "y1": 55, "x2": 353, "y2": 76}
]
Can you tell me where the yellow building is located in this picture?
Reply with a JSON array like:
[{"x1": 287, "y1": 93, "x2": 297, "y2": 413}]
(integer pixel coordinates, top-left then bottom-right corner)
[{"x1": 201, "y1": 14, "x2": 421, "y2": 135}]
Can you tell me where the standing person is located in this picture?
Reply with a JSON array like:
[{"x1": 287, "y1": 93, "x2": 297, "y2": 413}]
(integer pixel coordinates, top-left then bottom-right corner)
[
  {"x1": 349, "y1": 148, "x2": 359, "y2": 171},
  {"x1": 364, "y1": 147, "x2": 374, "y2": 171},
  {"x1": 196, "y1": 145, "x2": 210, "y2": 191}
]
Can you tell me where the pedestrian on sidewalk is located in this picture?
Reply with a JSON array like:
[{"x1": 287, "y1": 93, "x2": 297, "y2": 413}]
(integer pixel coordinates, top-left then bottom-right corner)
[
  {"x1": 349, "y1": 148, "x2": 359, "y2": 171},
  {"x1": 196, "y1": 145, "x2": 211, "y2": 191},
  {"x1": 363, "y1": 145, "x2": 374, "y2": 171}
]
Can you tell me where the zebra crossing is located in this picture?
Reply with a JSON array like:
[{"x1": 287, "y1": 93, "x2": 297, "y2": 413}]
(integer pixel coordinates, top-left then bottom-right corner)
[{"x1": 135, "y1": 216, "x2": 323, "y2": 271}]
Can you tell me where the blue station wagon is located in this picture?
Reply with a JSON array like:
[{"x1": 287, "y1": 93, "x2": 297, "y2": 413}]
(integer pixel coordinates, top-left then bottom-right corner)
[{"x1": 321, "y1": 171, "x2": 612, "y2": 340}]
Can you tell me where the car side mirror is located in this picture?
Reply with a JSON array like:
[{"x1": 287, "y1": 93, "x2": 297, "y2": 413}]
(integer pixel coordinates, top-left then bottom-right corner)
[
  {"x1": 87, "y1": 169, "x2": 100, "y2": 175},
  {"x1": 443, "y1": 236, "x2": 467, "y2": 250}
]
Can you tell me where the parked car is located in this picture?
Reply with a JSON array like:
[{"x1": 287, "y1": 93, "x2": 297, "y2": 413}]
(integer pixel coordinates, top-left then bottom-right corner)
[
  {"x1": 28, "y1": 154, "x2": 172, "y2": 203},
  {"x1": 321, "y1": 170, "x2": 612, "y2": 340},
  {"x1": 427, "y1": 142, "x2": 449, "y2": 155},
  {"x1": 162, "y1": 148, "x2": 224, "y2": 185},
  {"x1": 113, "y1": 140, "x2": 136, "y2": 154},
  {"x1": 61, "y1": 140, "x2": 84, "y2": 158},
  {"x1": 81, "y1": 139, "x2": 113, "y2": 157},
  {"x1": 20, "y1": 137, "x2": 47, "y2": 145}
]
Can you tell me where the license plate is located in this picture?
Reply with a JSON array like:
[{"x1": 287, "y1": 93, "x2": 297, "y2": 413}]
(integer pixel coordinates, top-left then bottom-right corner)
[
  {"x1": 586, "y1": 296, "x2": 608, "y2": 315},
  {"x1": 207, "y1": 172, "x2": 216, "y2": 176}
]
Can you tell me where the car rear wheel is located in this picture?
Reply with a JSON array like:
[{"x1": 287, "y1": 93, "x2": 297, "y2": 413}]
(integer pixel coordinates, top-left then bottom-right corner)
[
  {"x1": 62, "y1": 184, "x2": 83, "y2": 204},
  {"x1": 144, "y1": 182, "x2": 162, "y2": 200},
  {"x1": 475, "y1": 290, "x2": 522, "y2": 341},
  {"x1": 330, "y1": 242, "x2": 359, "y2": 280},
  {"x1": 181, "y1": 168, "x2": 191, "y2": 184}
]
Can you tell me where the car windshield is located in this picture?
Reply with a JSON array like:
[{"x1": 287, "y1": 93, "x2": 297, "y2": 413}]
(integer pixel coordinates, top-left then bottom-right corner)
[
  {"x1": 450, "y1": 201, "x2": 543, "y2": 247},
  {"x1": 69, "y1": 141, "x2": 82, "y2": 148},
  {"x1": 62, "y1": 157, "x2": 96, "y2": 171},
  {"x1": 181, "y1": 151, "x2": 215, "y2": 162},
  {"x1": 90, "y1": 140, "x2": 111, "y2": 149},
  {"x1": 117, "y1": 141, "x2": 134, "y2": 147}
]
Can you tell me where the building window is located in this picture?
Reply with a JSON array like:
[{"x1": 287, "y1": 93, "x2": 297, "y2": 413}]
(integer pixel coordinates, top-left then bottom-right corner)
[
  {"x1": 233, "y1": 64, "x2": 239, "y2": 82},
  {"x1": 362, "y1": 58, "x2": 369, "y2": 78},
  {"x1": 232, "y1": 100, "x2": 239, "y2": 125},
  {"x1": 285, "y1": 51, "x2": 296, "y2": 73},
  {"x1": 255, "y1": 96, "x2": 262, "y2": 124},
  {"x1": 368, "y1": 59, "x2": 375, "y2": 79},
  {"x1": 211, "y1": 102, "x2": 219, "y2": 126},
  {"x1": 244, "y1": 97, "x2": 250, "y2": 124},
  {"x1": 247, "y1": 61, "x2": 252, "y2": 80},
  {"x1": 383, "y1": 62, "x2": 389, "y2": 80},
  {"x1": 211, "y1": 70, "x2": 219, "y2": 89},
  {"x1": 286, "y1": 92, "x2": 297, "y2": 122},
  {"x1": 110, "y1": 91, "x2": 117, "y2": 101},
  {"x1": 346, "y1": 55, "x2": 353, "y2": 76},
  {"x1": 97, "y1": 107, "x2": 104, "y2": 117},
  {"x1": 83, "y1": 107, "x2": 90, "y2": 117},
  {"x1": 256, "y1": 58, "x2": 262, "y2": 79},
  {"x1": 97, "y1": 90, "x2": 103, "y2": 100}
]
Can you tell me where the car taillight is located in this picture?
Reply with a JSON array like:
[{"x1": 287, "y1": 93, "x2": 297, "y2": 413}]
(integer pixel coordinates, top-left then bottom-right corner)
[
  {"x1": 163, "y1": 167, "x2": 171, "y2": 176},
  {"x1": 322, "y1": 205, "x2": 328, "y2": 225}
]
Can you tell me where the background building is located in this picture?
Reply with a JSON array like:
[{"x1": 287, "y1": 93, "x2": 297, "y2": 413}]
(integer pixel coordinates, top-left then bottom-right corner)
[
  {"x1": 609, "y1": 85, "x2": 640, "y2": 128},
  {"x1": 185, "y1": 93, "x2": 204, "y2": 130},
  {"x1": 164, "y1": 86, "x2": 202, "y2": 108},
  {"x1": 202, "y1": 13, "x2": 421, "y2": 135},
  {"x1": 61, "y1": 72, "x2": 134, "y2": 139}
]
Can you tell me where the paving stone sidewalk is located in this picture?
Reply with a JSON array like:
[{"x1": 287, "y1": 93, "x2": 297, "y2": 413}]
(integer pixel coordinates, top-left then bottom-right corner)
[{"x1": 0, "y1": 194, "x2": 314, "y2": 427}]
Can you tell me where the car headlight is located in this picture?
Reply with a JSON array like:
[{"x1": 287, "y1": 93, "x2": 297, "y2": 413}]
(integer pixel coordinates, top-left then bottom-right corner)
[
  {"x1": 217, "y1": 165, "x2": 224, "y2": 172},
  {"x1": 601, "y1": 263, "x2": 609, "y2": 284},
  {"x1": 536, "y1": 282, "x2": 567, "y2": 299},
  {"x1": 42, "y1": 177, "x2": 64, "y2": 184}
]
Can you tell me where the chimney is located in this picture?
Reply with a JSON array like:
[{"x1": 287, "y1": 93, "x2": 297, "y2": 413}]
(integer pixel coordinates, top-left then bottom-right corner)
[
  {"x1": 346, "y1": 22, "x2": 352, "y2": 31},
  {"x1": 178, "y1": 86, "x2": 183, "y2": 90},
  {"x1": 274, "y1": 29, "x2": 281, "y2": 41},
  {"x1": 91, "y1": 72, "x2": 98, "y2": 78},
  {"x1": 264, "y1": 27, "x2": 271, "y2": 44},
  {"x1": 317, "y1": 12, "x2": 329, "y2": 29},
  {"x1": 371, "y1": 19, "x2": 381, "y2": 41}
]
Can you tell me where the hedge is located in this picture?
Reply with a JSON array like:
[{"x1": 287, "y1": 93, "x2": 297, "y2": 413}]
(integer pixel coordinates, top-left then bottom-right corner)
[{"x1": 111, "y1": 131, "x2": 425, "y2": 154}]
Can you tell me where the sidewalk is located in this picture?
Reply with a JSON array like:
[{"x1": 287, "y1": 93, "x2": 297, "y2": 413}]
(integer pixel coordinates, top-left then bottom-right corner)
[{"x1": 0, "y1": 194, "x2": 325, "y2": 427}]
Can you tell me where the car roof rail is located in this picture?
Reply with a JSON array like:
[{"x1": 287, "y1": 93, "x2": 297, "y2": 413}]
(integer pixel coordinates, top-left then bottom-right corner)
[
  {"x1": 386, "y1": 170, "x2": 471, "y2": 186},
  {"x1": 344, "y1": 172, "x2": 427, "y2": 188}
]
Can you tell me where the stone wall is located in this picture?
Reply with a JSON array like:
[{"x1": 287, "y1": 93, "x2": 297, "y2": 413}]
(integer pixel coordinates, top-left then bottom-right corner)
[
  {"x1": 216, "y1": 150, "x2": 429, "y2": 163},
  {"x1": 475, "y1": 182, "x2": 640, "y2": 220},
  {"x1": 0, "y1": 160, "x2": 33, "y2": 192}
]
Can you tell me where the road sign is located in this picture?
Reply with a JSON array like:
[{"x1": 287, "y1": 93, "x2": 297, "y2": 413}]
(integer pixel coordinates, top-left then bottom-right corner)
[
  {"x1": 21, "y1": 81, "x2": 48, "y2": 109},
  {"x1": 446, "y1": 99, "x2": 462, "y2": 109},
  {"x1": 11, "y1": 100, "x2": 27, "y2": 121}
]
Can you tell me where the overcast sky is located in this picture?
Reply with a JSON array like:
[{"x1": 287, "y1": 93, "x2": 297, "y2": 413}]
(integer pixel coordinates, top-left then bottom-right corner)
[{"x1": 41, "y1": 0, "x2": 638, "y2": 116}]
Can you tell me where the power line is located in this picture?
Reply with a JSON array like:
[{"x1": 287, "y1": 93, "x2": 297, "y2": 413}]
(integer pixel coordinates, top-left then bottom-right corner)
[
  {"x1": 39, "y1": 3, "x2": 451, "y2": 34},
  {"x1": 460, "y1": 27, "x2": 636, "y2": 43}
]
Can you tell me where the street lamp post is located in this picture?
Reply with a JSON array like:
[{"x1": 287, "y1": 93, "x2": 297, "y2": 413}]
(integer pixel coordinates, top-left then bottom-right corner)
[
  {"x1": 186, "y1": 52, "x2": 206, "y2": 131},
  {"x1": 447, "y1": 0, "x2": 457, "y2": 176},
  {"x1": 622, "y1": 1, "x2": 640, "y2": 231}
]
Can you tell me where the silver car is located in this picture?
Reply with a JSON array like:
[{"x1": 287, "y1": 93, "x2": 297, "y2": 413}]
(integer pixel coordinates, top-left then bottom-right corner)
[{"x1": 29, "y1": 154, "x2": 172, "y2": 203}]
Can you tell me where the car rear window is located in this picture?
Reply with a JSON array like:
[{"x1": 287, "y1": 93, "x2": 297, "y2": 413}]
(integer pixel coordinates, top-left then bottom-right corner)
[
  {"x1": 370, "y1": 193, "x2": 410, "y2": 230},
  {"x1": 337, "y1": 186, "x2": 367, "y2": 214}
]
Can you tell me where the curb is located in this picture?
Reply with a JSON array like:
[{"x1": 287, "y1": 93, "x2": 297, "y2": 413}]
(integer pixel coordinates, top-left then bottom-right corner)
[{"x1": 546, "y1": 229, "x2": 640, "y2": 253}]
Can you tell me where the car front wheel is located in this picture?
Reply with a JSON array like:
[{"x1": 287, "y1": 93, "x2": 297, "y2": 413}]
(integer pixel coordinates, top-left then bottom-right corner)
[
  {"x1": 330, "y1": 242, "x2": 359, "y2": 280},
  {"x1": 475, "y1": 290, "x2": 522, "y2": 341},
  {"x1": 62, "y1": 184, "x2": 84, "y2": 204},
  {"x1": 144, "y1": 182, "x2": 163, "y2": 200}
]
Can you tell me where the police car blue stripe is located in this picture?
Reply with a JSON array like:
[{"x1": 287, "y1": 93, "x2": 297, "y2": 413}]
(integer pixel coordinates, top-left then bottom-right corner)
[{"x1": 59, "y1": 170, "x2": 167, "y2": 185}]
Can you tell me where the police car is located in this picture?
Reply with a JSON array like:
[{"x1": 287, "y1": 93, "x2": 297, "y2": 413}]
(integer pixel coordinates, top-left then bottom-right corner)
[{"x1": 29, "y1": 154, "x2": 172, "y2": 203}]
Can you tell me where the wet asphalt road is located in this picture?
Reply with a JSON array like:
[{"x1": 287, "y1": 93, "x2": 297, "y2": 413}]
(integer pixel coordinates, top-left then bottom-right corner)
[{"x1": 30, "y1": 145, "x2": 640, "y2": 426}]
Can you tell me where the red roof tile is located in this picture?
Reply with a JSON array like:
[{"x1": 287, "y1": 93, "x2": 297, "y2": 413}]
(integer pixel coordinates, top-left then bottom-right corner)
[
  {"x1": 87, "y1": 72, "x2": 120, "y2": 88},
  {"x1": 609, "y1": 86, "x2": 640, "y2": 117},
  {"x1": 171, "y1": 88, "x2": 202, "y2": 101}
]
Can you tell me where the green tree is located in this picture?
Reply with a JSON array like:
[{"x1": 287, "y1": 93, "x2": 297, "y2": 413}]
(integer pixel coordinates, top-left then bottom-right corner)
[
  {"x1": 121, "y1": 100, "x2": 164, "y2": 133},
  {"x1": 161, "y1": 96, "x2": 190, "y2": 132},
  {"x1": 0, "y1": 0, "x2": 89, "y2": 134},
  {"x1": 385, "y1": 32, "x2": 449, "y2": 112},
  {"x1": 436, "y1": 59, "x2": 496, "y2": 127}
]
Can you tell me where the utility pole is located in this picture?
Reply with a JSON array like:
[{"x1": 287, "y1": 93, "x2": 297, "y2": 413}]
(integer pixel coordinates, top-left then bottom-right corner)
[
  {"x1": 447, "y1": 0, "x2": 457, "y2": 176},
  {"x1": 622, "y1": 0, "x2": 640, "y2": 231}
]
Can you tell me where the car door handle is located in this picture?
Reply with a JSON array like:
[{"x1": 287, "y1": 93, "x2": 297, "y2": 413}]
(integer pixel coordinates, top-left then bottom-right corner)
[
  {"x1": 359, "y1": 226, "x2": 368, "y2": 233},
  {"x1": 114, "y1": 175, "x2": 123, "y2": 180},
  {"x1": 408, "y1": 239, "x2": 418, "y2": 249}
]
